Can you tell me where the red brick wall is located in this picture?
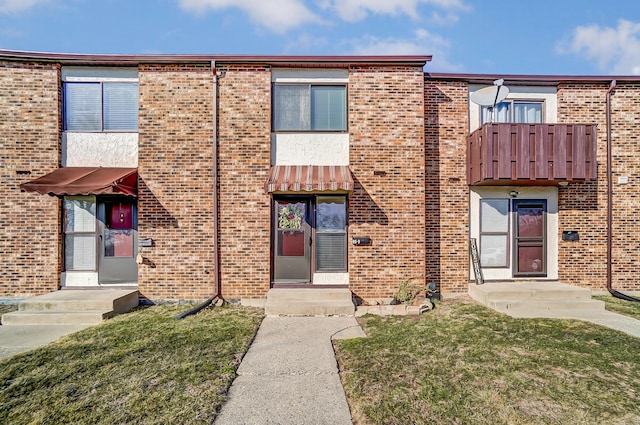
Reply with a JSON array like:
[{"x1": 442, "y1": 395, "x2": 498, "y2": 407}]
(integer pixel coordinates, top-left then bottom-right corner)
[
  {"x1": 137, "y1": 64, "x2": 216, "y2": 300},
  {"x1": 0, "y1": 61, "x2": 61, "y2": 297},
  {"x1": 424, "y1": 79, "x2": 470, "y2": 296},
  {"x1": 558, "y1": 82, "x2": 640, "y2": 292},
  {"x1": 216, "y1": 65, "x2": 272, "y2": 300},
  {"x1": 349, "y1": 66, "x2": 426, "y2": 301}
]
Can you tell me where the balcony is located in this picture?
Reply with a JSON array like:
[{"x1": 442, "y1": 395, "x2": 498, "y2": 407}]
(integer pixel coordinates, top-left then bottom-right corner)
[{"x1": 467, "y1": 123, "x2": 597, "y2": 186}]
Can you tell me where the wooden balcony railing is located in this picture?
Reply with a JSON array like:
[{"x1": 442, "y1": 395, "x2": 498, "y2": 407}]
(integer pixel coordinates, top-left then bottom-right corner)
[{"x1": 467, "y1": 123, "x2": 597, "y2": 186}]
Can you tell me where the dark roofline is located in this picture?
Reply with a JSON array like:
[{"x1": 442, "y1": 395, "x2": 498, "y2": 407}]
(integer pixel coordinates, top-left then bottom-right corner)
[
  {"x1": 0, "y1": 49, "x2": 431, "y2": 67},
  {"x1": 427, "y1": 72, "x2": 640, "y2": 85}
]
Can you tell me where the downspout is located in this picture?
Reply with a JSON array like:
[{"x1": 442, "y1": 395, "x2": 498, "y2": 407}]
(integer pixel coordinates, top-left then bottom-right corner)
[
  {"x1": 606, "y1": 80, "x2": 640, "y2": 302},
  {"x1": 176, "y1": 61, "x2": 223, "y2": 318}
]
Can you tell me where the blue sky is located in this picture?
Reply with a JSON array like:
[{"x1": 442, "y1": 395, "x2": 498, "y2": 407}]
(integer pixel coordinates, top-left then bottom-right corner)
[{"x1": 1, "y1": 0, "x2": 639, "y2": 76}]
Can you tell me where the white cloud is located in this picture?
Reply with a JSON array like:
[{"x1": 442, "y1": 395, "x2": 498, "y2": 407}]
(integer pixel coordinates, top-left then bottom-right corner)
[
  {"x1": 284, "y1": 32, "x2": 328, "y2": 53},
  {"x1": 0, "y1": 0, "x2": 50, "y2": 14},
  {"x1": 320, "y1": 0, "x2": 470, "y2": 23},
  {"x1": 178, "y1": 0, "x2": 323, "y2": 33},
  {"x1": 557, "y1": 19, "x2": 640, "y2": 75},
  {"x1": 349, "y1": 28, "x2": 463, "y2": 72}
]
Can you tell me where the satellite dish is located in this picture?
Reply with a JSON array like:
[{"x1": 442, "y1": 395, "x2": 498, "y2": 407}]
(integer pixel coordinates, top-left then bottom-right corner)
[{"x1": 470, "y1": 83, "x2": 509, "y2": 107}]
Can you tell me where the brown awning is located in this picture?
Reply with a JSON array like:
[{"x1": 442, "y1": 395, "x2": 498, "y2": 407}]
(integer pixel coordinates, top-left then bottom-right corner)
[
  {"x1": 20, "y1": 167, "x2": 138, "y2": 197},
  {"x1": 265, "y1": 165, "x2": 354, "y2": 193}
]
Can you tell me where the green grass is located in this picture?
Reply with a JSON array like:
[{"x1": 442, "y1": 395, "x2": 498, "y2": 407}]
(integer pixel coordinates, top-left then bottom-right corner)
[
  {"x1": 335, "y1": 300, "x2": 640, "y2": 425},
  {"x1": 595, "y1": 294, "x2": 640, "y2": 320},
  {"x1": 0, "y1": 304, "x2": 263, "y2": 425}
]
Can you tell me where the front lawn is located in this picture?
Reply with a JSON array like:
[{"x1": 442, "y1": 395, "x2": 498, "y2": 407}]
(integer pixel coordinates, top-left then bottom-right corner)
[
  {"x1": 596, "y1": 294, "x2": 640, "y2": 320},
  {"x1": 335, "y1": 300, "x2": 640, "y2": 425},
  {"x1": 0, "y1": 304, "x2": 263, "y2": 425}
]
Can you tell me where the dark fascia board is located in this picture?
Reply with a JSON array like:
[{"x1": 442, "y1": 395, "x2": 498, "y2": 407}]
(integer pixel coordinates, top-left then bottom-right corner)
[
  {"x1": 0, "y1": 49, "x2": 431, "y2": 67},
  {"x1": 427, "y1": 72, "x2": 640, "y2": 86}
]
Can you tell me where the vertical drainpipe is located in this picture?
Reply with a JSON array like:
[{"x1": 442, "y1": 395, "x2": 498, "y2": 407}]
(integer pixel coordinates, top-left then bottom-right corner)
[
  {"x1": 212, "y1": 60, "x2": 221, "y2": 300},
  {"x1": 174, "y1": 61, "x2": 221, "y2": 319},
  {"x1": 606, "y1": 80, "x2": 616, "y2": 293}
]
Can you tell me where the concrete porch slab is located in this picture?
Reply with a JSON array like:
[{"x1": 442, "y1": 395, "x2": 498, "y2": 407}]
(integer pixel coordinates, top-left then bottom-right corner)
[
  {"x1": 1, "y1": 289, "x2": 139, "y2": 326},
  {"x1": 469, "y1": 281, "x2": 606, "y2": 317}
]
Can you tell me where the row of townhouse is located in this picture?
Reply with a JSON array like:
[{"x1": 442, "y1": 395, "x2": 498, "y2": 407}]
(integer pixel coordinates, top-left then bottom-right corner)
[{"x1": 1, "y1": 50, "x2": 639, "y2": 306}]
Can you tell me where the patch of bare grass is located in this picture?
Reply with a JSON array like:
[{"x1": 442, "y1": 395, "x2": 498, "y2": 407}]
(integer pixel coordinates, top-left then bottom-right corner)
[
  {"x1": 335, "y1": 300, "x2": 640, "y2": 425},
  {"x1": 0, "y1": 304, "x2": 263, "y2": 424}
]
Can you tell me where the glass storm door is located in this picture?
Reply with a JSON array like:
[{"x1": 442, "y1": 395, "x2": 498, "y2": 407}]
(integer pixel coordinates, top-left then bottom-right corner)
[
  {"x1": 98, "y1": 199, "x2": 138, "y2": 283},
  {"x1": 513, "y1": 200, "x2": 546, "y2": 277},
  {"x1": 273, "y1": 198, "x2": 311, "y2": 283}
]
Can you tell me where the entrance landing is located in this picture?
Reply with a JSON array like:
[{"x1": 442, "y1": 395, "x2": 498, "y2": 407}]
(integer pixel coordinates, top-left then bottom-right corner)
[
  {"x1": 469, "y1": 281, "x2": 604, "y2": 318},
  {"x1": 469, "y1": 281, "x2": 640, "y2": 339},
  {"x1": 1, "y1": 289, "x2": 139, "y2": 326},
  {"x1": 264, "y1": 288, "x2": 355, "y2": 316}
]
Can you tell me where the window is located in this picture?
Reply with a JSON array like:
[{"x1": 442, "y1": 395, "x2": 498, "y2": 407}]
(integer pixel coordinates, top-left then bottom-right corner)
[
  {"x1": 481, "y1": 100, "x2": 543, "y2": 125},
  {"x1": 63, "y1": 197, "x2": 96, "y2": 271},
  {"x1": 273, "y1": 84, "x2": 346, "y2": 131},
  {"x1": 479, "y1": 199, "x2": 509, "y2": 268},
  {"x1": 315, "y1": 196, "x2": 347, "y2": 271},
  {"x1": 64, "y1": 82, "x2": 138, "y2": 131}
]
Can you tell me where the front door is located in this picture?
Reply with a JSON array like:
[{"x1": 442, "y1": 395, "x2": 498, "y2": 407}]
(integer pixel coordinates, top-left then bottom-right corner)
[
  {"x1": 513, "y1": 200, "x2": 546, "y2": 277},
  {"x1": 97, "y1": 199, "x2": 138, "y2": 283},
  {"x1": 273, "y1": 198, "x2": 311, "y2": 283}
]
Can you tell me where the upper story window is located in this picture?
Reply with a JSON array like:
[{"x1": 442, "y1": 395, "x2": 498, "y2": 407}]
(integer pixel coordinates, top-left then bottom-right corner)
[
  {"x1": 481, "y1": 100, "x2": 543, "y2": 125},
  {"x1": 273, "y1": 84, "x2": 346, "y2": 132},
  {"x1": 64, "y1": 81, "x2": 138, "y2": 131}
]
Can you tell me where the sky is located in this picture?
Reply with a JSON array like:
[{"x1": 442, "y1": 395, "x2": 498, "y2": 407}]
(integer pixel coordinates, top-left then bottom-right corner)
[{"x1": 1, "y1": 0, "x2": 639, "y2": 76}]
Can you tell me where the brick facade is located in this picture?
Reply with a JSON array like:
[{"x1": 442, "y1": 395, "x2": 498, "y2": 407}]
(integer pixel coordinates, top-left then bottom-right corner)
[
  {"x1": 137, "y1": 63, "x2": 216, "y2": 300},
  {"x1": 348, "y1": 65, "x2": 426, "y2": 301},
  {"x1": 424, "y1": 79, "x2": 470, "y2": 296},
  {"x1": 3, "y1": 52, "x2": 640, "y2": 302},
  {"x1": 0, "y1": 62, "x2": 60, "y2": 297},
  {"x1": 557, "y1": 82, "x2": 640, "y2": 292},
  {"x1": 216, "y1": 64, "x2": 272, "y2": 300}
]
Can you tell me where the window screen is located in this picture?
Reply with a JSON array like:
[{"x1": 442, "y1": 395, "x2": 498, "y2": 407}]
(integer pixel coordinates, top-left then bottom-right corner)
[
  {"x1": 273, "y1": 84, "x2": 346, "y2": 131},
  {"x1": 316, "y1": 196, "x2": 347, "y2": 271},
  {"x1": 63, "y1": 197, "x2": 96, "y2": 271},
  {"x1": 479, "y1": 199, "x2": 509, "y2": 268},
  {"x1": 65, "y1": 82, "x2": 138, "y2": 131}
]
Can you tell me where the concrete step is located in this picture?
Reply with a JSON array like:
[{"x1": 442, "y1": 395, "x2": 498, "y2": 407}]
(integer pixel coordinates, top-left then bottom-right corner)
[
  {"x1": 488, "y1": 299, "x2": 606, "y2": 316},
  {"x1": 469, "y1": 281, "x2": 593, "y2": 304},
  {"x1": 469, "y1": 281, "x2": 606, "y2": 319},
  {"x1": 1, "y1": 310, "x2": 112, "y2": 326},
  {"x1": 1, "y1": 289, "x2": 139, "y2": 326},
  {"x1": 265, "y1": 288, "x2": 355, "y2": 316},
  {"x1": 18, "y1": 289, "x2": 138, "y2": 313}
]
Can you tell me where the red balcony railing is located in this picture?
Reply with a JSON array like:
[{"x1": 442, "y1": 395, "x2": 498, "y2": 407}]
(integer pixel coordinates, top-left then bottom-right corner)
[{"x1": 467, "y1": 123, "x2": 597, "y2": 185}]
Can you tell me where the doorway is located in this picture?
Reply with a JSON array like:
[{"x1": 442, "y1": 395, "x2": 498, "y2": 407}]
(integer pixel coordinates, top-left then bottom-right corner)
[
  {"x1": 272, "y1": 195, "x2": 348, "y2": 284},
  {"x1": 472, "y1": 187, "x2": 557, "y2": 281},
  {"x1": 97, "y1": 199, "x2": 138, "y2": 284},
  {"x1": 513, "y1": 200, "x2": 546, "y2": 277},
  {"x1": 273, "y1": 198, "x2": 311, "y2": 283}
]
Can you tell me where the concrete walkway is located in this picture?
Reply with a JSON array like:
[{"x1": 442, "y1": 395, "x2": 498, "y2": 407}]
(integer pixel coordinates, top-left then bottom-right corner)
[
  {"x1": 214, "y1": 316, "x2": 366, "y2": 425},
  {"x1": 0, "y1": 324, "x2": 90, "y2": 360}
]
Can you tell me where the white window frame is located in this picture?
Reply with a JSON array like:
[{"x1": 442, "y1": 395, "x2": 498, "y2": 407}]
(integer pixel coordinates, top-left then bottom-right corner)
[
  {"x1": 63, "y1": 196, "x2": 97, "y2": 272},
  {"x1": 481, "y1": 100, "x2": 544, "y2": 125}
]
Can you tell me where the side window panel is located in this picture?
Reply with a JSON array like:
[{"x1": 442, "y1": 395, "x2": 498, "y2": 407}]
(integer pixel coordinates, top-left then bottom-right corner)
[{"x1": 63, "y1": 196, "x2": 96, "y2": 271}]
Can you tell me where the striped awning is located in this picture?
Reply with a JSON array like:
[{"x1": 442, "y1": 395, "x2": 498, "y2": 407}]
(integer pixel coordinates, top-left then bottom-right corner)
[{"x1": 265, "y1": 165, "x2": 354, "y2": 193}]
